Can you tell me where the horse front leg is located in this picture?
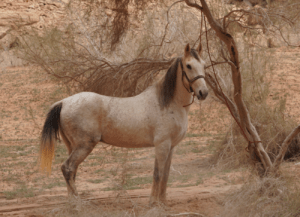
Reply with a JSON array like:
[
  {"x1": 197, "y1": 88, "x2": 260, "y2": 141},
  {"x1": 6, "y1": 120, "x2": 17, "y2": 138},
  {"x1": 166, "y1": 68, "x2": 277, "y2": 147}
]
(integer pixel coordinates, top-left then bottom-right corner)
[
  {"x1": 150, "y1": 141, "x2": 171, "y2": 206},
  {"x1": 159, "y1": 148, "x2": 174, "y2": 203}
]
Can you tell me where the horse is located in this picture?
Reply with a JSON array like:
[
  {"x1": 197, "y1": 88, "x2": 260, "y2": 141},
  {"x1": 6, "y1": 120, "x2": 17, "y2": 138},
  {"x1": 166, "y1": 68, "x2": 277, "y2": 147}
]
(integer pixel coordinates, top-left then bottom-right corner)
[{"x1": 39, "y1": 43, "x2": 208, "y2": 205}]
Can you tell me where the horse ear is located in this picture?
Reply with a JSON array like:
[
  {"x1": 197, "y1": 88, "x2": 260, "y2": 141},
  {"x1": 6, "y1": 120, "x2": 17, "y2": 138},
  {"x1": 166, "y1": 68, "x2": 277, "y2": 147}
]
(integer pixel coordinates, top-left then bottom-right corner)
[
  {"x1": 184, "y1": 43, "x2": 191, "y2": 57},
  {"x1": 197, "y1": 43, "x2": 202, "y2": 57}
]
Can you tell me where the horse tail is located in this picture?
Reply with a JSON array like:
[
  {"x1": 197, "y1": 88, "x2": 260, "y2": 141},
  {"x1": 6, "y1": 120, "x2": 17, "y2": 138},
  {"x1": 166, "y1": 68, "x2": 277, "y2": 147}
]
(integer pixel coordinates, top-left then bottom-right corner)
[{"x1": 39, "y1": 102, "x2": 63, "y2": 175}]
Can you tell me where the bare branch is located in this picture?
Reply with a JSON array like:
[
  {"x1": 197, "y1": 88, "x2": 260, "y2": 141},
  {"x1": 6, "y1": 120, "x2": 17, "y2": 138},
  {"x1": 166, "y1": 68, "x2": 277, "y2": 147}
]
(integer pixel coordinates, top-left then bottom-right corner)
[
  {"x1": 167, "y1": 212, "x2": 205, "y2": 217},
  {"x1": 185, "y1": 0, "x2": 273, "y2": 171},
  {"x1": 138, "y1": 0, "x2": 184, "y2": 57},
  {"x1": 0, "y1": 28, "x2": 12, "y2": 40},
  {"x1": 272, "y1": 125, "x2": 300, "y2": 171},
  {"x1": 184, "y1": 0, "x2": 203, "y2": 11}
]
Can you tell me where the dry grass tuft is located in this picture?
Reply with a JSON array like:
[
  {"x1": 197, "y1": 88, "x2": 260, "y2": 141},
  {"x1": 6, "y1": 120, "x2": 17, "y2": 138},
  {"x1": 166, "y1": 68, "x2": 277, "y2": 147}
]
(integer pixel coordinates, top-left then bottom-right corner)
[
  {"x1": 47, "y1": 200, "x2": 115, "y2": 217},
  {"x1": 221, "y1": 176, "x2": 300, "y2": 217},
  {"x1": 213, "y1": 112, "x2": 300, "y2": 170}
]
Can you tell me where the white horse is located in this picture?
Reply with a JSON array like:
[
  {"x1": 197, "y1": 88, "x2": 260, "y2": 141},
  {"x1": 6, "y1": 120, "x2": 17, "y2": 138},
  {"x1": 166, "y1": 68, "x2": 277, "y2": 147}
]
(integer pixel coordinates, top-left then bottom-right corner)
[{"x1": 39, "y1": 43, "x2": 208, "y2": 205}]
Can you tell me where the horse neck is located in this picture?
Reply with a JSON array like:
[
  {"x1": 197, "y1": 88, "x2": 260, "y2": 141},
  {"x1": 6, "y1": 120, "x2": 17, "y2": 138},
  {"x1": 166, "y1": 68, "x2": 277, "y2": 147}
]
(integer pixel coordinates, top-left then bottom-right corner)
[{"x1": 173, "y1": 64, "x2": 193, "y2": 109}]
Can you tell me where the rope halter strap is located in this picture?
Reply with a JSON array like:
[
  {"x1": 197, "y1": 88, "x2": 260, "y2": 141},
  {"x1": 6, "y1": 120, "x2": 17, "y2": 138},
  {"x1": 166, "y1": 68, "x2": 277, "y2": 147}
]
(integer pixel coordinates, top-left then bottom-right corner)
[
  {"x1": 179, "y1": 60, "x2": 205, "y2": 107},
  {"x1": 180, "y1": 60, "x2": 205, "y2": 93}
]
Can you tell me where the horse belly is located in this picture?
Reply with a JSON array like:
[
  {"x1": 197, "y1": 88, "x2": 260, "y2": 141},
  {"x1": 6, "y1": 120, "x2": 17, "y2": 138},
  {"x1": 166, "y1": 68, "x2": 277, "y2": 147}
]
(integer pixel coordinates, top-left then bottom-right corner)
[
  {"x1": 101, "y1": 115, "x2": 154, "y2": 148},
  {"x1": 100, "y1": 92, "x2": 156, "y2": 148},
  {"x1": 101, "y1": 127, "x2": 154, "y2": 148}
]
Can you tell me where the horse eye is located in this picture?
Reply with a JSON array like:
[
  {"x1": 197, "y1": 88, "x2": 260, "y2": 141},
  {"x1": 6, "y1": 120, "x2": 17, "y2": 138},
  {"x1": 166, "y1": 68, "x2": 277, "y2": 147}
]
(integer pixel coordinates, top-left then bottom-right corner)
[{"x1": 186, "y1": 64, "x2": 192, "y2": 70}]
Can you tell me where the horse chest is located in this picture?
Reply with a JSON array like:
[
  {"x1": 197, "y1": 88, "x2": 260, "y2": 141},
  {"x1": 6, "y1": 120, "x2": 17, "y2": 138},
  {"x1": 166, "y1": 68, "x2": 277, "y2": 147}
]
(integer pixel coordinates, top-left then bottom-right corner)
[{"x1": 160, "y1": 109, "x2": 188, "y2": 144}]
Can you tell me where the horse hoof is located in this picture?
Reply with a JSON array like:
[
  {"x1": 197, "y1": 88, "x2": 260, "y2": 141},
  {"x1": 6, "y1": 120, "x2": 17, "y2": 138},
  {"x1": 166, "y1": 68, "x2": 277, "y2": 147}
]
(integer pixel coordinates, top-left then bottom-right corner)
[
  {"x1": 149, "y1": 200, "x2": 168, "y2": 209},
  {"x1": 149, "y1": 201, "x2": 157, "y2": 207},
  {"x1": 68, "y1": 194, "x2": 80, "y2": 202},
  {"x1": 149, "y1": 198, "x2": 159, "y2": 207}
]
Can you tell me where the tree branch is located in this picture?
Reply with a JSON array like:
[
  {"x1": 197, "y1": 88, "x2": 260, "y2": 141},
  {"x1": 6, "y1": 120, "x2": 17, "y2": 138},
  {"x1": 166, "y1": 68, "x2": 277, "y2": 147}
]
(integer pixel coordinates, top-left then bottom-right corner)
[
  {"x1": 272, "y1": 124, "x2": 300, "y2": 171},
  {"x1": 184, "y1": 0, "x2": 273, "y2": 171}
]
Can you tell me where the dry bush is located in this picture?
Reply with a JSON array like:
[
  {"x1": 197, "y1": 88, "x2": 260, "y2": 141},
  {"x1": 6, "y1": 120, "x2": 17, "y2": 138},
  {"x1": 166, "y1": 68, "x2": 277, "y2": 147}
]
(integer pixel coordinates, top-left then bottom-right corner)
[
  {"x1": 201, "y1": 0, "x2": 300, "y2": 170},
  {"x1": 222, "y1": 0, "x2": 300, "y2": 49},
  {"x1": 65, "y1": 0, "x2": 148, "y2": 51},
  {"x1": 17, "y1": 0, "x2": 206, "y2": 97},
  {"x1": 220, "y1": 176, "x2": 300, "y2": 217},
  {"x1": 211, "y1": 40, "x2": 300, "y2": 169}
]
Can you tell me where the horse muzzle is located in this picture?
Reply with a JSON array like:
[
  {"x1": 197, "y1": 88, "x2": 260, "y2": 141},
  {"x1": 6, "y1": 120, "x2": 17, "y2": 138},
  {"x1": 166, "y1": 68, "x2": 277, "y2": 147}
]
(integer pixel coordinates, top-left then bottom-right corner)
[{"x1": 197, "y1": 89, "x2": 208, "y2": 100}]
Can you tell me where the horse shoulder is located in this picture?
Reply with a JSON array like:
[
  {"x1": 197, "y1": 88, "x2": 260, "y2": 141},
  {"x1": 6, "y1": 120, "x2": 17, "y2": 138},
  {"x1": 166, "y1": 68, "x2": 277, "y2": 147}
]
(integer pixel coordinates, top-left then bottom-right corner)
[{"x1": 153, "y1": 105, "x2": 188, "y2": 146}]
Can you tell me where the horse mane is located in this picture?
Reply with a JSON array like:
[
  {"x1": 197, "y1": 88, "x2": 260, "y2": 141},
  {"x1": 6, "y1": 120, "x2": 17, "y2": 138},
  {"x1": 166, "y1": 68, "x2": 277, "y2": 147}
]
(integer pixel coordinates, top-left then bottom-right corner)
[{"x1": 159, "y1": 57, "x2": 181, "y2": 108}]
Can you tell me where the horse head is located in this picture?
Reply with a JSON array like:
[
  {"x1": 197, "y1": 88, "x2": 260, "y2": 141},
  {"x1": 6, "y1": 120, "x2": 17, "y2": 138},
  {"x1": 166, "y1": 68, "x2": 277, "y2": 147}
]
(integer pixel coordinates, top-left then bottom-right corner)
[{"x1": 181, "y1": 43, "x2": 208, "y2": 100}]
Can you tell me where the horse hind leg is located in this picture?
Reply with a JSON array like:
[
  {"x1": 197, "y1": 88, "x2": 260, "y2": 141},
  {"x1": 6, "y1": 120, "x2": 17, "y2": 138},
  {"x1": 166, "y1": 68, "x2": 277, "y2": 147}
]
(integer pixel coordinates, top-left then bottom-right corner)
[
  {"x1": 61, "y1": 140, "x2": 97, "y2": 198},
  {"x1": 59, "y1": 130, "x2": 73, "y2": 196},
  {"x1": 60, "y1": 129, "x2": 72, "y2": 155}
]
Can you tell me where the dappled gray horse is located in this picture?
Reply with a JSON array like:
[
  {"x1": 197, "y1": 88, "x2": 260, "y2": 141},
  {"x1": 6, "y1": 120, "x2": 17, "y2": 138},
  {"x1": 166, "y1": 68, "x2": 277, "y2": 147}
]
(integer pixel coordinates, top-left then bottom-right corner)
[{"x1": 39, "y1": 43, "x2": 208, "y2": 205}]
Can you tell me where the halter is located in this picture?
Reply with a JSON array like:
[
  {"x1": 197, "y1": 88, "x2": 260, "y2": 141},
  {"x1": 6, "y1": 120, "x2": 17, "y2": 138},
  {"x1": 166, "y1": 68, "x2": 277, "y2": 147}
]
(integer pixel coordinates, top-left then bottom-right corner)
[
  {"x1": 180, "y1": 60, "x2": 205, "y2": 93},
  {"x1": 179, "y1": 60, "x2": 205, "y2": 107}
]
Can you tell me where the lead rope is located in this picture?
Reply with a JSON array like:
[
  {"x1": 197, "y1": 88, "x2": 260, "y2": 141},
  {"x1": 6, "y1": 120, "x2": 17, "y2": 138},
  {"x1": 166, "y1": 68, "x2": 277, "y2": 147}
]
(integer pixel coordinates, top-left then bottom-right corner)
[{"x1": 183, "y1": 94, "x2": 196, "y2": 107}]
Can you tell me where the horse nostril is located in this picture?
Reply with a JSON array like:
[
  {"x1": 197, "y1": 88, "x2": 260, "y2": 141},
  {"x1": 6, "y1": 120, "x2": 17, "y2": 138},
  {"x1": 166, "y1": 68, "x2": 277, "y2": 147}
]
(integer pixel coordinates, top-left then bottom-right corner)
[{"x1": 198, "y1": 90, "x2": 208, "y2": 100}]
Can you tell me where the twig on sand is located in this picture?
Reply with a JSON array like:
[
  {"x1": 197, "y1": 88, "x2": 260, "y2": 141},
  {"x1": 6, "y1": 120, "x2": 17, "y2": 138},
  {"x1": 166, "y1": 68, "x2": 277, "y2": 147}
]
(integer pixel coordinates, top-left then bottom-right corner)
[
  {"x1": 171, "y1": 165, "x2": 182, "y2": 175},
  {"x1": 167, "y1": 212, "x2": 206, "y2": 217}
]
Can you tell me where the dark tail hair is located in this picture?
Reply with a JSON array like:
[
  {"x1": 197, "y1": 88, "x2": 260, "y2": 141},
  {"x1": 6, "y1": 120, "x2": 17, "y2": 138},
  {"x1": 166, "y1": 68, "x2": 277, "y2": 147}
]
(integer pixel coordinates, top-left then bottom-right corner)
[{"x1": 39, "y1": 102, "x2": 62, "y2": 174}]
